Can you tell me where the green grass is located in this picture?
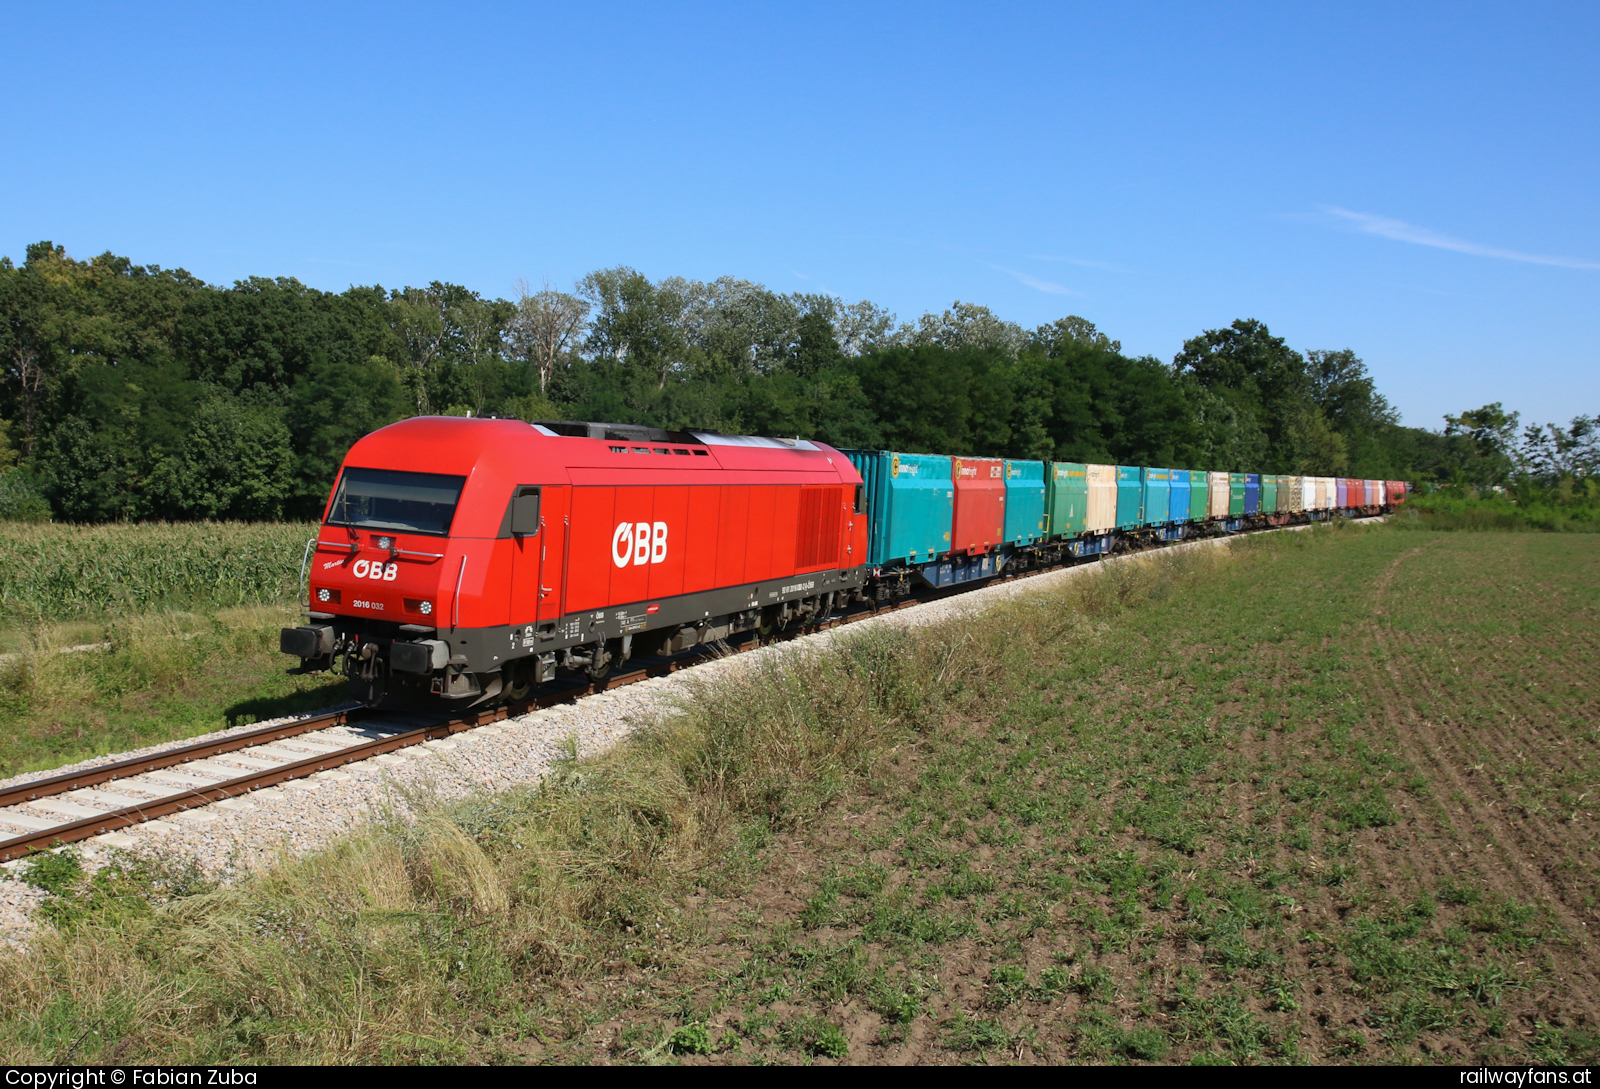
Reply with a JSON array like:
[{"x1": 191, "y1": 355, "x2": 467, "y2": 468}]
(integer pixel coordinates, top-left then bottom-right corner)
[
  {"x1": 2, "y1": 522, "x2": 1597, "y2": 1065},
  {"x1": 0, "y1": 605, "x2": 351, "y2": 777}
]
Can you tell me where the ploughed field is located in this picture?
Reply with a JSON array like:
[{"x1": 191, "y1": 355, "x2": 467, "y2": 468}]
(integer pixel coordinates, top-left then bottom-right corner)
[{"x1": 2, "y1": 523, "x2": 1596, "y2": 1065}]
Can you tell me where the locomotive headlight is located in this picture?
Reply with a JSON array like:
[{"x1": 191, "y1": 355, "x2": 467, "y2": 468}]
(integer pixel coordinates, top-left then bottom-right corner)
[
  {"x1": 376, "y1": 536, "x2": 395, "y2": 550},
  {"x1": 317, "y1": 588, "x2": 331, "y2": 602},
  {"x1": 419, "y1": 600, "x2": 433, "y2": 615}
]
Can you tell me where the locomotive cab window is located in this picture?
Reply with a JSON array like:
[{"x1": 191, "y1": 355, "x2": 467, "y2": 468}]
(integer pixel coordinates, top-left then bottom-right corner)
[{"x1": 326, "y1": 468, "x2": 466, "y2": 536}]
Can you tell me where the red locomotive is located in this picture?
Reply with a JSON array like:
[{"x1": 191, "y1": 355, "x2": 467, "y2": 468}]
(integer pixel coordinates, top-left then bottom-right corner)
[{"x1": 280, "y1": 417, "x2": 868, "y2": 706}]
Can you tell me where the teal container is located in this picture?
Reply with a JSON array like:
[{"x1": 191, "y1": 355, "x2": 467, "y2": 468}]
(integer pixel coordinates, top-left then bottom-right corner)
[
  {"x1": 1169, "y1": 469, "x2": 1191, "y2": 524},
  {"x1": 1229, "y1": 472, "x2": 1247, "y2": 517},
  {"x1": 1115, "y1": 466, "x2": 1143, "y2": 529},
  {"x1": 1002, "y1": 460, "x2": 1047, "y2": 545},
  {"x1": 1189, "y1": 470, "x2": 1208, "y2": 521},
  {"x1": 1045, "y1": 462, "x2": 1088, "y2": 539},
  {"x1": 844, "y1": 450, "x2": 954, "y2": 566},
  {"x1": 1142, "y1": 468, "x2": 1171, "y2": 525}
]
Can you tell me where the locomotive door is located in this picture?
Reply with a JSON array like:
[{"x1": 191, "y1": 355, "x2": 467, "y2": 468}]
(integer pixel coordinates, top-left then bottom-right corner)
[{"x1": 509, "y1": 485, "x2": 570, "y2": 628}]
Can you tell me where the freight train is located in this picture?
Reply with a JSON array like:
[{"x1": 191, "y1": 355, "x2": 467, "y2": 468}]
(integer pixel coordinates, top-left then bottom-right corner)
[{"x1": 280, "y1": 417, "x2": 1408, "y2": 707}]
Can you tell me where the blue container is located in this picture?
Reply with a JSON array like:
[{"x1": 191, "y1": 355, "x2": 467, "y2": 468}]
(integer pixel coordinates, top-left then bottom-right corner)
[
  {"x1": 1244, "y1": 473, "x2": 1261, "y2": 515},
  {"x1": 843, "y1": 450, "x2": 954, "y2": 567},
  {"x1": 1141, "y1": 468, "x2": 1171, "y2": 525},
  {"x1": 1002, "y1": 460, "x2": 1047, "y2": 545},
  {"x1": 1168, "y1": 469, "x2": 1191, "y2": 524},
  {"x1": 1115, "y1": 466, "x2": 1143, "y2": 529}
]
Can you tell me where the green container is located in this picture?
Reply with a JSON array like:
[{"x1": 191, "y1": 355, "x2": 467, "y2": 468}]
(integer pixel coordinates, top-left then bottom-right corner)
[
  {"x1": 1116, "y1": 466, "x2": 1143, "y2": 529},
  {"x1": 844, "y1": 450, "x2": 954, "y2": 566},
  {"x1": 1228, "y1": 472, "x2": 1246, "y2": 517},
  {"x1": 1044, "y1": 462, "x2": 1088, "y2": 538},
  {"x1": 1262, "y1": 474, "x2": 1278, "y2": 514},
  {"x1": 1002, "y1": 460, "x2": 1047, "y2": 545},
  {"x1": 1189, "y1": 470, "x2": 1208, "y2": 521}
]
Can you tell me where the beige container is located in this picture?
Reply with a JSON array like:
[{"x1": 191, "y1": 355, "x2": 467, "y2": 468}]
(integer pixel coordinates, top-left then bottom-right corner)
[
  {"x1": 1320, "y1": 477, "x2": 1336, "y2": 508},
  {"x1": 1085, "y1": 464, "x2": 1117, "y2": 532},
  {"x1": 1286, "y1": 475, "x2": 1304, "y2": 511},
  {"x1": 1207, "y1": 471, "x2": 1230, "y2": 518}
]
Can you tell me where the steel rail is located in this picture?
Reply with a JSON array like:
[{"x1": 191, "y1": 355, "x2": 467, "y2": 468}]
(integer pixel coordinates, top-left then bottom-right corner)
[{"x1": 0, "y1": 707, "x2": 363, "y2": 810}]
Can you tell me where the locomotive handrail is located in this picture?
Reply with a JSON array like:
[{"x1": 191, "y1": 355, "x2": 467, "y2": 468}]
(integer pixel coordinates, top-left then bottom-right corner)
[
  {"x1": 393, "y1": 548, "x2": 445, "y2": 561},
  {"x1": 314, "y1": 540, "x2": 357, "y2": 551},
  {"x1": 297, "y1": 537, "x2": 316, "y2": 605},
  {"x1": 452, "y1": 556, "x2": 467, "y2": 629}
]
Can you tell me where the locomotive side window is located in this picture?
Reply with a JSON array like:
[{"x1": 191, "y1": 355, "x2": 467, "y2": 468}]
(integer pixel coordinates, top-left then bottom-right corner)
[
  {"x1": 327, "y1": 467, "x2": 466, "y2": 536},
  {"x1": 511, "y1": 486, "x2": 541, "y2": 535}
]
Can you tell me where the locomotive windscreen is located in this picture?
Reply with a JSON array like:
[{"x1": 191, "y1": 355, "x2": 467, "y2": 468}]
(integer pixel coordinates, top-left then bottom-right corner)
[{"x1": 326, "y1": 468, "x2": 466, "y2": 536}]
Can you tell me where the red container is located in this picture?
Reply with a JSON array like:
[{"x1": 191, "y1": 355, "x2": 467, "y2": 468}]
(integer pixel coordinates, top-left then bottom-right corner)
[
  {"x1": 950, "y1": 456, "x2": 1005, "y2": 555},
  {"x1": 1386, "y1": 480, "x2": 1407, "y2": 507}
]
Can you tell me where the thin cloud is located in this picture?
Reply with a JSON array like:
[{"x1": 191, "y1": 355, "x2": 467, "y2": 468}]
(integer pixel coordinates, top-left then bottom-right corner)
[
  {"x1": 1025, "y1": 253, "x2": 1127, "y2": 272},
  {"x1": 987, "y1": 263, "x2": 1081, "y2": 295},
  {"x1": 1324, "y1": 206, "x2": 1600, "y2": 270}
]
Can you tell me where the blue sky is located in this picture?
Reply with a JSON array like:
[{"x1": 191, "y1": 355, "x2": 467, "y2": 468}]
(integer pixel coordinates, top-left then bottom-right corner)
[{"x1": 3, "y1": 1, "x2": 1596, "y2": 431}]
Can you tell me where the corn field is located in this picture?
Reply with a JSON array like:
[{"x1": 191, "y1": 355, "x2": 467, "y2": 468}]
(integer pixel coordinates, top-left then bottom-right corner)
[{"x1": 0, "y1": 522, "x2": 318, "y2": 620}]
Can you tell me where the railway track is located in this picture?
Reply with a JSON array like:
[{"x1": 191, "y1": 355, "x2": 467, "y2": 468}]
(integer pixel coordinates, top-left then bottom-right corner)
[
  {"x1": 0, "y1": 516, "x2": 1375, "y2": 864},
  {"x1": 0, "y1": 593, "x2": 910, "y2": 863}
]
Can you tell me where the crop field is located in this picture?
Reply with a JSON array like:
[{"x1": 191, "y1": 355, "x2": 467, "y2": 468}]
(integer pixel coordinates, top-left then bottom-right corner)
[
  {"x1": 2, "y1": 523, "x2": 1597, "y2": 1065},
  {"x1": 0, "y1": 522, "x2": 316, "y2": 623}
]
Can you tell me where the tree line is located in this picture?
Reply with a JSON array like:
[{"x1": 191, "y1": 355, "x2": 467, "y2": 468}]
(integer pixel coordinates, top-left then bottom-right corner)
[{"x1": 0, "y1": 240, "x2": 1586, "y2": 523}]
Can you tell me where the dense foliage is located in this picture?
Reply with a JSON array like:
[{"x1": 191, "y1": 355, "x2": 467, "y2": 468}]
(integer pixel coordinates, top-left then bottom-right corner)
[{"x1": 0, "y1": 241, "x2": 1588, "y2": 523}]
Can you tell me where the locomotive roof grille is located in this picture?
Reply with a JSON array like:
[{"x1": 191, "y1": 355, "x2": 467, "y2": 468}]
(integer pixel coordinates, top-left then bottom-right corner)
[{"x1": 531, "y1": 420, "x2": 818, "y2": 451}]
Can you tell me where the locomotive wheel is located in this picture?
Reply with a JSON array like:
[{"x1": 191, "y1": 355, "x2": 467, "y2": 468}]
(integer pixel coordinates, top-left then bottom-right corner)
[{"x1": 504, "y1": 658, "x2": 533, "y2": 702}]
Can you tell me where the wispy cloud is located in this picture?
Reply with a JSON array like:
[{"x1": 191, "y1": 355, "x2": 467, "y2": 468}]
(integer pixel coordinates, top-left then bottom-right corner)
[
  {"x1": 1323, "y1": 206, "x2": 1600, "y2": 270},
  {"x1": 987, "y1": 263, "x2": 1081, "y2": 295},
  {"x1": 1025, "y1": 253, "x2": 1127, "y2": 272}
]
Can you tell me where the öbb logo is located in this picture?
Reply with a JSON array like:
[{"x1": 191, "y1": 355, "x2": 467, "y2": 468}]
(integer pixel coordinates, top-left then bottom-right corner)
[
  {"x1": 352, "y1": 560, "x2": 398, "y2": 581},
  {"x1": 612, "y1": 521, "x2": 668, "y2": 568}
]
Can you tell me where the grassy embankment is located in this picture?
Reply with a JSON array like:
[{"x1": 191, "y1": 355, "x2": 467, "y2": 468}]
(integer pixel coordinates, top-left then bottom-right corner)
[
  {"x1": 0, "y1": 522, "x2": 348, "y2": 777},
  {"x1": 2, "y1": 520, "x2": 1597, "y2": 1065}
]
